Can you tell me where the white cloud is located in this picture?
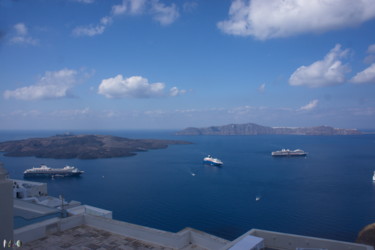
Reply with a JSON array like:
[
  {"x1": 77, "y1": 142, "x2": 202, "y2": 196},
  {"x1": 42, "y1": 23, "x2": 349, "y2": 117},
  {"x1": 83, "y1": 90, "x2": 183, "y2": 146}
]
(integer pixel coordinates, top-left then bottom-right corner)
[
  {"x1": 169, "y1": 87, "x2": 186, "y2": 96},
  {"x1": 100, "y1": 16, "x2": 112, "y2": 25},
  {"x1": 112, "y1": 0, "x2": 146, "y2": 15},
  {"x1": 289, "y1": 44, "x2": 349, "y2": 87},
  {"x1": 10, "y1": 23, "x2": 38, "y2": 45},
  {"x1": 129, "y1": 0, "x2": 147, "y2": 14},
  {"x1": 112, "y1": 2, "x2": 127, "y2": 15},
  {"x1": 105, "y1": 110, "x2": 119, "y2": 118},
  {"x1": 218, "y1": 0, "x2": 375, "y2": 40},
  {"x1": 52, "y1": 108, "x2": 91, "y2": 117},
  {"x1": 4, "y1": 69, "x2": 80, "y2": 100},
  {"x1": 151, "y1": 0, "x2": 179, "y2": 25},
  {"x1": 14, "y1": 23, "x2": 27, "y2": 35},
  {"x1": 258, "y1": 83, "x2": 266, "y2": 93},
  {"x1": 299, "y1": 99, "x2": 319, "y2": 111},
  {"x1": 72, "y1": 25, "x2": 105, "y2": 37},
  {"x1": 98, "y1": 75, "x2": 186, "y2": 99},
  {"x1": 364, "y1": 44, "x2": 375, "y2": 63},
  {"x1": 74, "y1": 0, "x2": 178, "y2": 37},
  {"x1": 351, "y1": 63, "x2": 375, "y2": 84},
  {"x1": 9, "y1": 110, "x2": 42, "y2": 117},
  {"x1": 72, "y1": 16, "x2": 112, "y2": 37},
  {"x1": 98, "y1": 75, "x2": 167, "y2": 98},
  {"x1": 368, "y1": 44, "x2": 375, "y2": 54}
]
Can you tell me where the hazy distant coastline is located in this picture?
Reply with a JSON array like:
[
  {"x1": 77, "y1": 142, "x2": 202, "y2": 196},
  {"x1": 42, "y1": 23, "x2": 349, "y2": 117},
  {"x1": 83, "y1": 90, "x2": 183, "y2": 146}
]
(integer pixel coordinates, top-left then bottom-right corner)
[
  {"x1": 176, "y1": 123, "x2": 362, "y2": 136},
  {"x1": 0, "y1": 134, "x2": 191, "y2": 159}
]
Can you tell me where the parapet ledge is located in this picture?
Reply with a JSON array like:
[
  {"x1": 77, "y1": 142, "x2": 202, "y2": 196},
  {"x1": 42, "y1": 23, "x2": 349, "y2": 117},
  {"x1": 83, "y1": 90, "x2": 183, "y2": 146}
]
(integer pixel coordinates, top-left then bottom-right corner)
[
  {"x1": 14, "y1": 215, "x2": 84, "y2": 243},
  {"x1": 180, "y1": 227, "x2": 230, "y2": 249},
  {"x1": 243, "y1": 229, "x2": 374, "y2": 250},
  {"x1": 83, "y1": 213, "x2": 189, "y2": 249},
  {"x1": 67, "y1": 204, "x2": 112, "y2": 219}
]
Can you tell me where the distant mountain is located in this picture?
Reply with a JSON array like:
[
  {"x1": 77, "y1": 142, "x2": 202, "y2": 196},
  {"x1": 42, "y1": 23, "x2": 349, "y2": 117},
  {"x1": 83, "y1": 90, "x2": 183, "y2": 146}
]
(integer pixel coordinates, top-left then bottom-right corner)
[
  {"x1": 0, "y1": 134, "x2": 191, "y2": 159},
  {"x1": 176, "y1": 123, "x2": 362, "y2": 136}
]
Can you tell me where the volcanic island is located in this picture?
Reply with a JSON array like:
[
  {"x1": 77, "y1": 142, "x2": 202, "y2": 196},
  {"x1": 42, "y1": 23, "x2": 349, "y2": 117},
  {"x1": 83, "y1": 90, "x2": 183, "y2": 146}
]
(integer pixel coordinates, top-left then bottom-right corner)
[{"x1": 0, "y1": 134, "x2": 191, "y2": 159}]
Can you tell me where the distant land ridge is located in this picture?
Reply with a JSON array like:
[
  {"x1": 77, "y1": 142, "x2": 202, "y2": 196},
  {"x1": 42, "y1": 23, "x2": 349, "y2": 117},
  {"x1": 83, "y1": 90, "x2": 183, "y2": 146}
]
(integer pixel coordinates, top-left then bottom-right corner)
[
  {"x1": 176, "y1": 123, "x2": 362, "y2": 135},
  {"x1": 0, "y1": 134, "x2": 191, "y2": 159}
]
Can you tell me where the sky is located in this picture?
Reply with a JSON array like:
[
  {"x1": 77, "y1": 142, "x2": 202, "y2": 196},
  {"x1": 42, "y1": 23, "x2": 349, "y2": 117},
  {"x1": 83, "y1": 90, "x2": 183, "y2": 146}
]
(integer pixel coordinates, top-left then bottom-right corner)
[{"x1": 1, "y1": 0, "x2": 375, "y2": 130}]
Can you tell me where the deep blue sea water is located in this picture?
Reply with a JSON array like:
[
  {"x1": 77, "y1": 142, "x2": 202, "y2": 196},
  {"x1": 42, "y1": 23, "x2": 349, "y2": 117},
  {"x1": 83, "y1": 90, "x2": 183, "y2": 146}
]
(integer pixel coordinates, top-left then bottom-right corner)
[{"x1": 2, "y1": 130, "x2": 375, "y2": 242}]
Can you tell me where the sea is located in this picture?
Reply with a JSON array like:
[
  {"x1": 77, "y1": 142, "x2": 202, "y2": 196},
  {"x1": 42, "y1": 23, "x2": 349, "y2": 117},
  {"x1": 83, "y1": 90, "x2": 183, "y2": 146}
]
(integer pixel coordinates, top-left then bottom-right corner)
[{"x1": 1, "y1": 129, "x2": 375, "y2": 242}]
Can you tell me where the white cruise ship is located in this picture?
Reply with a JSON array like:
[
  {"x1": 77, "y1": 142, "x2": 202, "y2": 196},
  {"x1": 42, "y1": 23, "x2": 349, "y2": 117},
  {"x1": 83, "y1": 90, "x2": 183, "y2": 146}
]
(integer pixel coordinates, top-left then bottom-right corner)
[
  {"x1": 24, "y1": 164, "x2": 84, "y2": 178},
  {"x1": 271, "y1": 149, "x2": 307, "y2": 157},
  {"x1": 203, "y1": 155, "x2": 223, "y2": 166}
]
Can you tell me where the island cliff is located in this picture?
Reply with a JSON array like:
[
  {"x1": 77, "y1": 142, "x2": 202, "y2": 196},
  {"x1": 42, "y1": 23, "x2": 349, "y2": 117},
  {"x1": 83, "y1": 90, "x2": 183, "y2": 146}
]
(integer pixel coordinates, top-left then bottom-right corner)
[
  {"x1": 0, "y1": 134, "x2": 191, "y2": 159},
  {"x1": 176, "y1": 123, "x2": 362, "y2": 136}
]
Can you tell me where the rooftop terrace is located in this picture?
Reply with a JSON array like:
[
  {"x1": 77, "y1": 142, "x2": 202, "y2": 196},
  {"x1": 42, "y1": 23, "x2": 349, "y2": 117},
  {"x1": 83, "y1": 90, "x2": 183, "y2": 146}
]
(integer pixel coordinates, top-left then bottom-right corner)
[
  {"x1": 22, "y1": 225, "x2": 178, "y2": 250},
  {"x1": 14, "y1": 210, "x2": 374, "y2": 250}
]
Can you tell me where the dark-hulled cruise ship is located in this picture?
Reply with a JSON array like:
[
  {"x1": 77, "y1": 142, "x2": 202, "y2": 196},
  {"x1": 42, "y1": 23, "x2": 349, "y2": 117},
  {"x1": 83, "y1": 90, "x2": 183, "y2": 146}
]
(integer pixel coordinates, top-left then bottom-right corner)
[{"x1": 24, "y1": 164, "x2": 84, "y2": 178}]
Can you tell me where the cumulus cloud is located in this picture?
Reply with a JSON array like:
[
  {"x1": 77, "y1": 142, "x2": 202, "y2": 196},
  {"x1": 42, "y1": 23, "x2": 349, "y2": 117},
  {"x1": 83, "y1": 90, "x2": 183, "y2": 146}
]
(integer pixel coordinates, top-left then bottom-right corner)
[
  {"x1": 217, "y1": 0, "x2": 375, "y2": 40},
  {"x1": 151, "y1": 0, "x2": 179, "y2": 25},
  {"x1": 4, "y1": 69, "x2": 80, "y2": 100},
  {"x1": 98, "y1": 75, "x2": 185, "y2": 99},
  {"x1": 299, "y1": 99, "x2": 319, "y2": 111},
  {"x1": 351, "y1": 63, "x2": 375, "y2": 84},
  {"x1": 289, "y1": 44, "x2": 349, "y2": 87},
  {"x1": 74, "y1": 0, "x2": 179, "y2": 37},
  {"x1": 10, "y1": 23, "x2": 38, "y2": 45}
]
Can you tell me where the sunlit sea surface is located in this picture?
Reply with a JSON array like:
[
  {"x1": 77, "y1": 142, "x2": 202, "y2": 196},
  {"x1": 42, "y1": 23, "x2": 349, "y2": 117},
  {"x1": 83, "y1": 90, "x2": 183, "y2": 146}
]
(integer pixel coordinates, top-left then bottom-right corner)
[{"x1": 2, "y1": 130, "x2": 375, "y2": 242}]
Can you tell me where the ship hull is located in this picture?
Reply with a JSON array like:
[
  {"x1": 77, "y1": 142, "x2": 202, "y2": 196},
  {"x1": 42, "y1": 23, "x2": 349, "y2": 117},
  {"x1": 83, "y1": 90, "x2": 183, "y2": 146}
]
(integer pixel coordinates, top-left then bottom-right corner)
[
  {"x1": 272, "y1": 153, "x2": 307, "y2": 157},
  {"x1": 203, "y1": 160, "x2": 223, "y2": 166},
  {"x1": 24, "y1": 172, "x2": 83, "y2": 178}
]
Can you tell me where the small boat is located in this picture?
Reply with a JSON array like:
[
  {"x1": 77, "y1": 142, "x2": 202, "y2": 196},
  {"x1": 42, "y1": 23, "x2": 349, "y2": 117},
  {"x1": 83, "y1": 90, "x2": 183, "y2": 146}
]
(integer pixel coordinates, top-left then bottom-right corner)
[
  {"x1": 271, "y1": 149, "x2": 307, "y2": 157},
  {"x1": 203, "y1": 155, "x2": 223, "y2": 166},
  {"x1": 373, "y1": 171, "x2": 375, "y2": 181}
]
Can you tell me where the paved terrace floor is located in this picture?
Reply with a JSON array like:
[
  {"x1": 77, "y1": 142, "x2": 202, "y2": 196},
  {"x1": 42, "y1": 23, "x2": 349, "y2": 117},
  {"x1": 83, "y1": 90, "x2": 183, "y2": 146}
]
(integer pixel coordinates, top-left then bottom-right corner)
[{"x1": 22, "y1": 225, "x2": 205, "y2": 250}]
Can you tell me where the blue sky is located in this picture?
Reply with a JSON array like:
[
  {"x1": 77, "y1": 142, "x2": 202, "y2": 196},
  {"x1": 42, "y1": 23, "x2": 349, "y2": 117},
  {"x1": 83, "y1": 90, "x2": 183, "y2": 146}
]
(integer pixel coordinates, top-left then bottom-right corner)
[{"x1": 1, "y1": 0, "x2": 375, "y2": 130}]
